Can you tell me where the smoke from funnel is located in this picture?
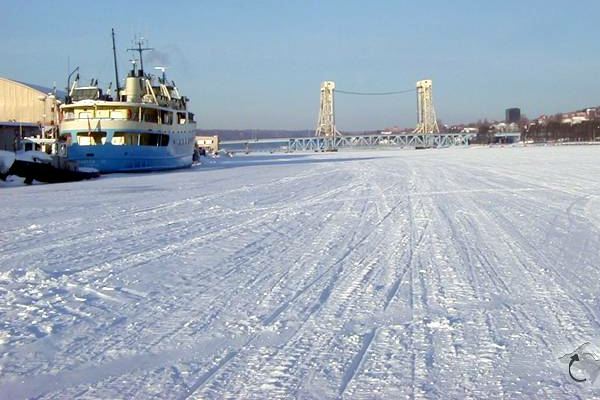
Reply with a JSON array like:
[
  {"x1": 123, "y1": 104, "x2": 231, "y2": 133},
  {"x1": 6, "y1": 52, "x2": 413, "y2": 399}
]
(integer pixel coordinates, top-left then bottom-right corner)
[{"x1": 146, "y1": 49, "x2": 170, "y2": 66}]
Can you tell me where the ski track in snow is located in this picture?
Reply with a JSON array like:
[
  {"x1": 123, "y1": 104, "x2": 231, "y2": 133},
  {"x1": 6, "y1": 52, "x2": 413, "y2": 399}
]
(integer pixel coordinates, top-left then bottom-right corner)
[{"x1": 1, "y1": 146, "x2": 600, "y2": 399}]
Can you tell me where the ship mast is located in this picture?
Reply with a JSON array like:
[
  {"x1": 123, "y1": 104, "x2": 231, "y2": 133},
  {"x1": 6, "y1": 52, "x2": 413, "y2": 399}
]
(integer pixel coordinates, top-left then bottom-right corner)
[
  {"x1": 127, "y1": 38, "x2": 153, "y2": 76},
  {"x1": 111, "y1": 28, "x2": 121, "y2": 100}
]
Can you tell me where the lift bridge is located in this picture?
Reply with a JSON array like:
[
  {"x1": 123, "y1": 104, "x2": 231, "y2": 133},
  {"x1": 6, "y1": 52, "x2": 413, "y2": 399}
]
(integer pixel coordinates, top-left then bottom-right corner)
[
  {"x1": 308, "y1": 79, "x2": 473, "y2": 151},
  {"x1": 220, "y1": 80, "x2": 474, "y2": 152}
]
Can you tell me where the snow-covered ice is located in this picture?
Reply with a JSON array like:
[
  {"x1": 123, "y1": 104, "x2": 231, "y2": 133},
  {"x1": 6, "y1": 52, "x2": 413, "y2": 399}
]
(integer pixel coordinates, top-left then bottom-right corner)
[{"x1": 1, "y1": 146, "x2": 600, "y2": 399}]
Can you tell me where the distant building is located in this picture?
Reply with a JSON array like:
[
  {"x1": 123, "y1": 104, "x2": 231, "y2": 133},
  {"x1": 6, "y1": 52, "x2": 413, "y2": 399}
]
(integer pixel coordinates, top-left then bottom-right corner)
[
  {"x1": 505, "y1": 108, "x2": 521, "y2": 124},
  {"x1": 195, "y1": 135, "x2": 219, "y2": 154},
  {"x1": 561, "y1": 110, "x2": 590, "y2": 125},
  {"x1": 491, "y1": 122, "x2": 519, "y2": 133},
  {"x1": 0, "y1": 77, "x2": 63, "y2": 151},
  {"x1": 494, "y1": 132, "x2": 521, "y2": 144}
]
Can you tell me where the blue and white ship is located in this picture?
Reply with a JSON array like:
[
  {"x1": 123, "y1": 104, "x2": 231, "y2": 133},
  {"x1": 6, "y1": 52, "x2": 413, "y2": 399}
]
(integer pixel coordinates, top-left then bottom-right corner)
[{"x1": 59, "y1": 34, "x2": 197, "y2": 173}]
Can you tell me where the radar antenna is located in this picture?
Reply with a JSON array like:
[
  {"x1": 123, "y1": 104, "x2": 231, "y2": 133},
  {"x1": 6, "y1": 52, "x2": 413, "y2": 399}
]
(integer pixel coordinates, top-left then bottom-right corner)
[{"x1": 127, "y1": 37, "x2": 153, "y2": 75}]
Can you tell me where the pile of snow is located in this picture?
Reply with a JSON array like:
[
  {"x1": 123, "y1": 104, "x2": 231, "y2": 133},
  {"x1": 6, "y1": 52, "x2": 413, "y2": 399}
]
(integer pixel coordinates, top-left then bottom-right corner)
[{"x1": 0, "y1": 150, "x2": 15, "y2": 174}]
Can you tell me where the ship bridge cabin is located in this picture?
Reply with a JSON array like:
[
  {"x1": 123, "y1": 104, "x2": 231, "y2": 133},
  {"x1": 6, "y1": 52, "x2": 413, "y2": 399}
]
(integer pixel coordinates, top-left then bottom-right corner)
[
  {"x1": 61, "y1": 103, "x2": 195, "y2": 126},
  {"x1": 61, "y1": 72, "x2": 195, "y2": 127}
]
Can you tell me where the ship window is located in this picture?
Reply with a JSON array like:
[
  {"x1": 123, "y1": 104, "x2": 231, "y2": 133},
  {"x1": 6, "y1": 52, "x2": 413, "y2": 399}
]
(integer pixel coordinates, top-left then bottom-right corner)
[
  {"x1": 141, "y1": 108, "x2": 159, "y2": 123},
  {"x1": 160, "y1": 110, "x2": 173, "y2": 125},
  {"x1": 72, "y1": 88, "x2": 100, "y2": 102},
  {"x1": 110, "y1": 110, "x2": 128, "y2": 120},
  {"x1": 177, "y1": 112, "x2": 186, "y2": 124},
  {"x1": 112, "y1": 132, "x2": 140, "y2": 146},
  {"x1": 140, "y1": 133, "x2": 169, "y2": 147},
  {"x1": 77, "y1": 131, "x2": 106, "y2": 145},
  {"x1": 95, "y1": 109, "x2": 111, "y2": 119},
  {"x1": 112, "y1": 132, "x2": 169, "y2": 147},
  {"x1": 78, "y1": 112, "x2": 92, "y2": 119},
  {"x1": 188, "y1": 113, "x2": 195, "y2": 122}
]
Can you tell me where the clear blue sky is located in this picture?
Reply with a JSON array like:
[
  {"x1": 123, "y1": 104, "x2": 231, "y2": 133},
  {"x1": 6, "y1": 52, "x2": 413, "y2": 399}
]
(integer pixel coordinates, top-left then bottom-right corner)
[{"x1": 2, "y1": 0, "x2": 599, "y2": 130}]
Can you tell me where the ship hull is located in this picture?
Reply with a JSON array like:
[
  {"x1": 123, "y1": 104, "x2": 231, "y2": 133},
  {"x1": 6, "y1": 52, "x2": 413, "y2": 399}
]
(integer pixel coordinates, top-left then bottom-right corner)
[
  {"x1": 61, "y1": 120, "x2": 197, "y2": 173},
  {"x1": 66, "y1": 144, "x2": 194, "y2": 173}
]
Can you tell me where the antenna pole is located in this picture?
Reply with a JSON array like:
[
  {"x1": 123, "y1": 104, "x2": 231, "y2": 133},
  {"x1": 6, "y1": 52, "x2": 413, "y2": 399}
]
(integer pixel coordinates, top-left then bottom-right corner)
[
  {"x1": 138, "y1": 41, "x2": 145, "y2": 72},
  {"x1": 112, "y1": 28, "x2": 121, "y2": 100},
  {"x1": 127, "y1": 38, "x2": 153, "y2": 76}
]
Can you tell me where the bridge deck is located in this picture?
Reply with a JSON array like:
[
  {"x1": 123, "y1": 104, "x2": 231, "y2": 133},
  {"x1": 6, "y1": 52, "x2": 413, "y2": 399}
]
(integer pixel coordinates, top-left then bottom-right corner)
[{"x1": 222, "y1": 134, "x2": 474, "y2": 152}]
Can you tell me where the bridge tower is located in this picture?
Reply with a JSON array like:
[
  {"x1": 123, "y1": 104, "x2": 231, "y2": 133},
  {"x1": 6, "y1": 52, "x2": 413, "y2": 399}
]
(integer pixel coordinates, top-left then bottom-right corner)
[
  {"x1": 315, "y1": 81, "x2": 341, "y2": 138},
  {"x1": 413, "y1": 79, "x2": 440, "y2": 134}
]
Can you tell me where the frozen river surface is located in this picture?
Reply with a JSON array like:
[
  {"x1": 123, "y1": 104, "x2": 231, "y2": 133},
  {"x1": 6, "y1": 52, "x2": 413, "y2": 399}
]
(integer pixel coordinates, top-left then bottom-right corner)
[{"x1": 1, "y1": 146, "x2": 600, "y2": 399}]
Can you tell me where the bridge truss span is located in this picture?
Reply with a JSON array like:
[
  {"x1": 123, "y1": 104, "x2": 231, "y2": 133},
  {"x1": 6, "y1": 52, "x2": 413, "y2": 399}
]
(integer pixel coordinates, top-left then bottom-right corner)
[{"x1": 288, "y1": 133, "x2": 474, "y2": 152}]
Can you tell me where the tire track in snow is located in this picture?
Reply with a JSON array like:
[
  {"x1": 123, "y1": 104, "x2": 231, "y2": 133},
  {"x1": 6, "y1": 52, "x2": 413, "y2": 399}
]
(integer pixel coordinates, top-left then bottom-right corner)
[
  {"x1": 193, "y1": 161, "x2": 413, "y2": 398},
  {"x1": 0, "y1": 166, "x2": 360, "y2": 390},
  {"x1": 338, "y1": 328, "x2": 377, "y2": 397},
  {"x1": 171, "y1": 175, "x2": 373, "y2": 398}
]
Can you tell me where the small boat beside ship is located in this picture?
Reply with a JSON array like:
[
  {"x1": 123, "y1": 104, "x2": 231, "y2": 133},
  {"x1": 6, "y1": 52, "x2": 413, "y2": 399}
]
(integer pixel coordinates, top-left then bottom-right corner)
[
  {"x1": 58, "y1": 32, "x2": 197, "y2": 173},
  {"x1": 1, "y1": 138, "x2": 100, "y2": 185}
]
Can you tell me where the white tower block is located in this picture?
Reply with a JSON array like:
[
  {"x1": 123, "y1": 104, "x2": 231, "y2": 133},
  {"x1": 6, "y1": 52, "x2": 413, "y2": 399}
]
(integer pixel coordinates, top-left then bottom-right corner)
[
  {"x1": 315, "y1": 81, "x2": 341, "y2": 138},
  {"x1": 414, "y1": 79, "x2": 440, "y2": 134}
]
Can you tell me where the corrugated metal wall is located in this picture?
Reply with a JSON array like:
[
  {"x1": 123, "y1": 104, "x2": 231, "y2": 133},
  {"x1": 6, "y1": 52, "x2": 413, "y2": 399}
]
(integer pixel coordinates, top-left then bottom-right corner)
[{"x1": 0, "y1": 78, "x2": 48, "y2": 124}]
